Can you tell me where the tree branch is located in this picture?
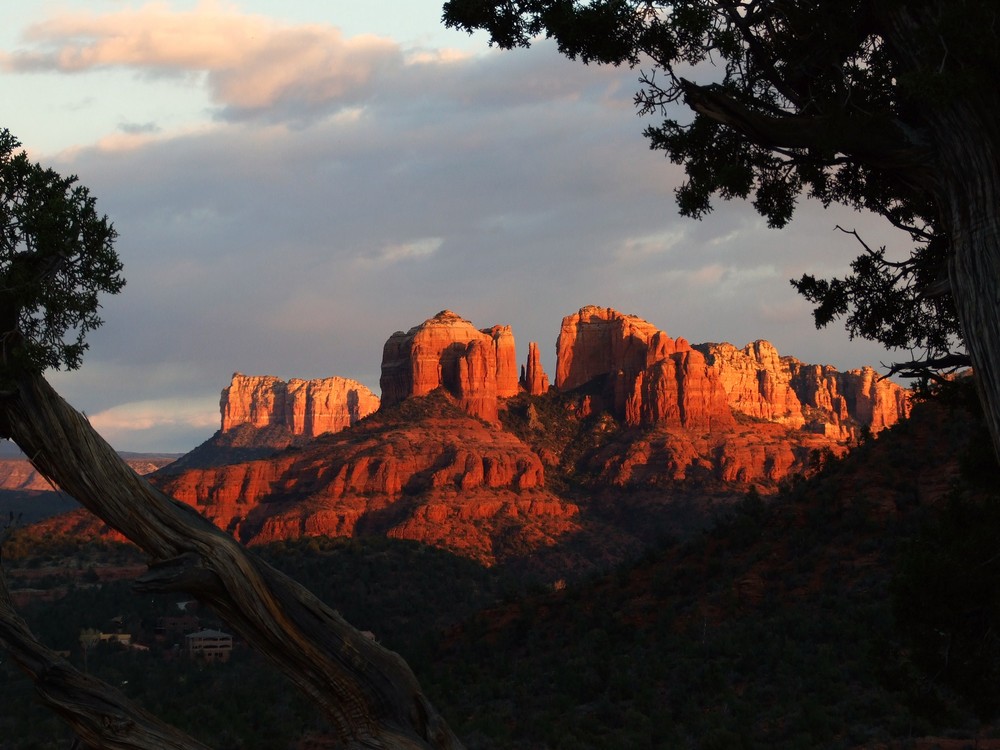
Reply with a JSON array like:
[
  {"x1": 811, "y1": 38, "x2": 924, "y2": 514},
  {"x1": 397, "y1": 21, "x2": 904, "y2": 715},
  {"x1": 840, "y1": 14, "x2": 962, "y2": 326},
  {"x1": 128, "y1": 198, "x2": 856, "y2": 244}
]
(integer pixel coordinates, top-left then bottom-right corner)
[
  {"x1": 0, "y1": 372, "x2": 463, "y2": 750},
  {"x1": 679, "y1": 78, "x2": 935, "y2": 191},
  {"x1": 883, "y1": 353, "x2": 972, "y2": 381},
  {"x1": 0, "y1": 532, "x2": 212, "y2": 749}
]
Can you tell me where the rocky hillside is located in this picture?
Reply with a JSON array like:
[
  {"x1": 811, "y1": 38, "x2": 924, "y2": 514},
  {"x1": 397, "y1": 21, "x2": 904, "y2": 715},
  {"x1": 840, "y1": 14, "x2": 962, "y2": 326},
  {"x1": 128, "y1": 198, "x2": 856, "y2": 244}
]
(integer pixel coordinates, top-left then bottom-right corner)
[{"x1": 22, "y1": 305, "x2": 913, "y2": 572}]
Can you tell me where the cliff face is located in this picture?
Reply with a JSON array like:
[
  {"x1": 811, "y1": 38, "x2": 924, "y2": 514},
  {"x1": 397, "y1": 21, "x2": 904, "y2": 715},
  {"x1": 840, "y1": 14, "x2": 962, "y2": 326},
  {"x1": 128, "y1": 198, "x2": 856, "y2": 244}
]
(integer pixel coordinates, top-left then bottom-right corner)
[
  {"x1": 555, "y1": 306, "x2": 910, "y2": 438},
  {"x1": 379, "y1": 311, "x2": 519, "y2": 422},
  {"x1": 220, "y1": 374, "x2": 379, "y2": 438},
  {"x1": 22, "y1": 304, "x2": 918, "y2": 574}
]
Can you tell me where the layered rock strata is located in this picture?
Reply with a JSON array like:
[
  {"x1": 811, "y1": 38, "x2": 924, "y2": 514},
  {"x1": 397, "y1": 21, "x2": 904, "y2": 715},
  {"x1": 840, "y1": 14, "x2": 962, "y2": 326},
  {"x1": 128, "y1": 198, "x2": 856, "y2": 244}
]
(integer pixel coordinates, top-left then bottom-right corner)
[
  {"x1": 556, "y1": 306, "x2": 910, "y2": 438},
  {"x1": 696, "y1": 341, "x2": 911, "y2": 439},
  {"x1": 555, "y1": 306, "x2": 732, "y2": 430},
  {"x1": 221, "y1": 374, "x2": 379, "y2": 438},
  {"x1": 379, "y1": 311, "x2": 518, "y2": 422},
  {"x1": 155, "y1": 408, "x2": 578, "y2": 565}
]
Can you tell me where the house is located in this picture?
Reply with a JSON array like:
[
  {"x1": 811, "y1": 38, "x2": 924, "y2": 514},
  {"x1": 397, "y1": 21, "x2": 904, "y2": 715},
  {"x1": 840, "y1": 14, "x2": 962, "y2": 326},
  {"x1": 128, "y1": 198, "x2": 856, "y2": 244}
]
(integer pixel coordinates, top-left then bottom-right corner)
[{"x1": 185, "y1": 629, "x2": 233, "y2": 662}]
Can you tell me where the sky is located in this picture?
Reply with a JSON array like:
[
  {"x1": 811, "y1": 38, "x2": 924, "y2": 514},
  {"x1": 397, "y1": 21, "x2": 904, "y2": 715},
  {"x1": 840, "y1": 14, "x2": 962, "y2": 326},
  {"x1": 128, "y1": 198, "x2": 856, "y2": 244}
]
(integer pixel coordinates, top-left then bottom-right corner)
[{"x1": 0, "y1": 1, "x2": 911, "y2": 453}]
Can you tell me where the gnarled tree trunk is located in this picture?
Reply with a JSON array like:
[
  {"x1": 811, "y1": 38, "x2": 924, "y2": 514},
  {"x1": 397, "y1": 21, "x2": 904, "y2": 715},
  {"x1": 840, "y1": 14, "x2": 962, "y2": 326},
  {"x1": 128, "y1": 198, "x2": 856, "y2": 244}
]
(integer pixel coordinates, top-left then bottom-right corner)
[
  {"x1": 0, "y1": 372, "x2": 464, "y2": 750},
  {"x1": 883, "y1": 2, "x2": 1000, "y2": 462}
]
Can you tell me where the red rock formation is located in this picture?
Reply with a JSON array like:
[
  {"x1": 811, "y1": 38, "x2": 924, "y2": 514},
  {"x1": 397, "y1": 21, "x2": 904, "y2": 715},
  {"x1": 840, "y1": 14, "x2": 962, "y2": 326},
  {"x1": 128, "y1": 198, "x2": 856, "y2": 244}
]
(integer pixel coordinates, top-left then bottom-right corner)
[
  {"x1": 625, "y1": 349, "x2": 734, "y2": 431},
  {"x1": 154, "y1": 407, "x2": 578, "y2": 566},
  {"x1": 555, "y1": 306, "x2": 732, "y2": 429},
  {"x1": 0, "y1": 455, "x2": 174, "y2": 492},
  {"x1": 698, "y1": 341, "x2": 806, "y2": 427},
  {"x1": 788, "y1": 362, "x2": 911, "y2": 439},
  {"x1": 520, "y1": 341, "x2": 550, "y2": 395},
  {"x1": 379, "y1": 311, "x2": 519, "y2": 422},
  {"x1": 555, "y1": 306, "x2": 662, "y2": 392},
  {"x1": 556, "y1": 306, "x2": 910, "y2": 439},
  {"x1": 221, "y1": 374, "x2": 379, "y2": 437}
]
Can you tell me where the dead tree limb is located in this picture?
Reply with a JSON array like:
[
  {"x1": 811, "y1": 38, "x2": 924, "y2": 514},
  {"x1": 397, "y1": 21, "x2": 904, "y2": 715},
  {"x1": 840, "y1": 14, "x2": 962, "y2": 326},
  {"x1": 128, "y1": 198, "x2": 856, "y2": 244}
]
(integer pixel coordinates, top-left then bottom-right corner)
[
  {"x1": 0, "y1": 372, "x2": 463, "y2": 750},
  {"x1": 0, "y1": 545, "x2": 212, "y2": 749}
]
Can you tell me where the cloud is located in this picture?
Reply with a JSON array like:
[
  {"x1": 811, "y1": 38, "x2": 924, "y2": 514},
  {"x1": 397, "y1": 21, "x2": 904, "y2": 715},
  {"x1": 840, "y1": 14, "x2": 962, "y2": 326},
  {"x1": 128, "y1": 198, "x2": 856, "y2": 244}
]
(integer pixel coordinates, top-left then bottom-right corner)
[
  {"x1": 86, "y1": 396, "x2": 219, "y2": 453},
  {"x1": 354, "y1": 237, "x2": 443, "y2": 268},
  {"x1": 118, "y1": 121, "x2": 161, "y2": 135},
  {"x1": 88, "y1": 397, "x2": 219, "y2": 432},
  {"x1": 2, "y1": 2, "x2": 402, "y2": 117}
]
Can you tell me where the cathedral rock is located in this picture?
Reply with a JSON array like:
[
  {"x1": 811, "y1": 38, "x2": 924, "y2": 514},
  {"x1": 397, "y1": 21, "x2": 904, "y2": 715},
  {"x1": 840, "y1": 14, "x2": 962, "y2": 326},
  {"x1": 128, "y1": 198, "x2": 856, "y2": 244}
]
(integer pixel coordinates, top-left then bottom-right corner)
[{"x1": 379, "y1": 310, "x2": 518, "y2": 422}]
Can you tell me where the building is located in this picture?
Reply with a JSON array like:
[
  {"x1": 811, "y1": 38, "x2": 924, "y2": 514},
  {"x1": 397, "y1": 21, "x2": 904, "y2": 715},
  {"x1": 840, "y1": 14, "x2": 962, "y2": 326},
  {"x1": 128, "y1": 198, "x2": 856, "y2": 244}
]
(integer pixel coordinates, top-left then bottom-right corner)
[{"x1": 185, "y1": 629, "x2": 233, "y2": 662}]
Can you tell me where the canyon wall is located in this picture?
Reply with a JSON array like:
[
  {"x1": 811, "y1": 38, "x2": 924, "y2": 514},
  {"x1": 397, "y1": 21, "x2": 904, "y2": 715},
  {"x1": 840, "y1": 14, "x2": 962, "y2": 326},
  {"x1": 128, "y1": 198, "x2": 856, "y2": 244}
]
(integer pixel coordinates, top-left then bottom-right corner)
[{"x1": 220, "y1": 373, "x2": 380, "y2": 438}]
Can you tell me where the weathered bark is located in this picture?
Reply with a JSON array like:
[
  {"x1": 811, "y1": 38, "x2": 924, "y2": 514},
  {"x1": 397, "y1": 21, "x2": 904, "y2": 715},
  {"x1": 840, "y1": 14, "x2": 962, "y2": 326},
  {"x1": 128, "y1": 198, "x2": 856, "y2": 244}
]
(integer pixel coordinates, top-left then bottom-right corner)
[
  {"x1": 0, "y1": 372, "x2": 464, "y2": 750},
  {"x1": 881, "y1": 3, "x2": 1000, "y2": 462},
  {"x1": 933, "y1": 126, "x2": 1000, "y2": 461},
  {"x1": 0, "y1": 555, "x2": 212, "y2": 749}
]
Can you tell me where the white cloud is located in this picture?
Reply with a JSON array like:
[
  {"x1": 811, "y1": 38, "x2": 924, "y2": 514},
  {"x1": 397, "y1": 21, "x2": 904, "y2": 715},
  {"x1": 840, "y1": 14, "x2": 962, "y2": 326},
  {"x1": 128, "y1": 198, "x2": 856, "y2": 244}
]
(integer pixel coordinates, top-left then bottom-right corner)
[
  {"x1": 354, "y1": 237, "x2": 443, "y2": 268},
  {"x1": 86, "y1": 396, "x2": 220, "y2": 452},
  {"x1": 2, "y1": 2, "x2": 402, "y2": 117}
]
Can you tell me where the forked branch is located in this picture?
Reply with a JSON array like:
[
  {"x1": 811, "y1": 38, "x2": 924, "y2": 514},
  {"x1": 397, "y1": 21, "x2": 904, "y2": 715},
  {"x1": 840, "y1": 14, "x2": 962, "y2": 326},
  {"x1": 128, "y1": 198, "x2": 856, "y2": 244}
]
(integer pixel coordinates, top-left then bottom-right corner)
[{"x1": 0, "y1": 372, "x2": 463, "y2": 750}]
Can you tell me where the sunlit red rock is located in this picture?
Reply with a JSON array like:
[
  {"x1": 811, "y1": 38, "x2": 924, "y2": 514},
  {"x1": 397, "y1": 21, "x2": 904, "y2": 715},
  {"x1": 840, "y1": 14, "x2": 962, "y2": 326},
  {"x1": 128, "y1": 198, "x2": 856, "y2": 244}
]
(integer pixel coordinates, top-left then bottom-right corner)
[
  {"x1": 697, "y1": 341, "x2": 806, "y2": 427},
  {"x1": 788, "y1": 362, "x2": 911, "y2": 439},
  {"x1": 555, "y1": 305, "x2": 663, "y2": 392},
  {"x1": 221, "y1": 373, "x2": 379, "y2": 437},
  {"x1": 520, "y1": 341, "x2": 550, "y2": 395},
  {"x1": 379, "y1": 311, "x2": 519, "y2": 422},
  {"x1": 624, "y1": 350, "x2": 734, "y2": 431},
  {"x1": 155, "y1": 405, "x2": 577, "y2": 565},
  {"x1": 556, "y1": 305, "x2": 910, "y2": 439}
]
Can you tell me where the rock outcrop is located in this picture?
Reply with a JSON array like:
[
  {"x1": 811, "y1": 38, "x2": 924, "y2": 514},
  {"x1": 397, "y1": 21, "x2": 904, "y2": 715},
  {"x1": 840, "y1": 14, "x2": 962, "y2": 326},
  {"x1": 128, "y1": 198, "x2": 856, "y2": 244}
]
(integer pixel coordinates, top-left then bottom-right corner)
[
  {"x1": 555, "y1": 306, "x2": 910, "y2": 438},
  {"x1": 695, "y1": 341, "x2": 911, "y2": 440},
  {"x1": 155, "y1": 400, "x2": 579, "y2": 566},
  {"x1": 555, "y1": 306, "x2": 663, "y2": 393},
  {"x1": 220, "y1": 373, "x2": 379, "y2": 438},
  {"x1": 520, "y1": 341, "x2": 550, "y2": 395},
  {"x1": 697, "y1": 341, "x2": 806, "y2": 428},
  {"x1": 788, "y1": 362, "x2": 911, "y2": 439},
  {"x1": 379, "y1": 311, "x2": 519, "y2": 422},
  {"x1": 555, "y1": 306, "x2": 731, "y2": 430}
]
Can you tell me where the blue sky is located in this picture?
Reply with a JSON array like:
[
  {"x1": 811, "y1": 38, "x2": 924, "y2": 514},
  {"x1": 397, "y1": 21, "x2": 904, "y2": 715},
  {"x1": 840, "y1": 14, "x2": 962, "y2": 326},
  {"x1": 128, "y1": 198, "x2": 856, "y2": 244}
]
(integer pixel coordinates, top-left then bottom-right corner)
[{"x1": 1, "y1": 1, "x2": 907, "y2": 452}]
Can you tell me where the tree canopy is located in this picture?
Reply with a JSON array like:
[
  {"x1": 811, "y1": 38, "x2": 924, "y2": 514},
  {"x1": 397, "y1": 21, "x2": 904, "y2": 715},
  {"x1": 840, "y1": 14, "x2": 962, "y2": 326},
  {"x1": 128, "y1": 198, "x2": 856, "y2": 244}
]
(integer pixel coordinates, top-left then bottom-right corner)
[
  {"x1": 442, "y1": 1, "x2": 1000, "y2": 434},
  {"x1": 0, "y1": 129, "x2": 123, "y2": 374}
]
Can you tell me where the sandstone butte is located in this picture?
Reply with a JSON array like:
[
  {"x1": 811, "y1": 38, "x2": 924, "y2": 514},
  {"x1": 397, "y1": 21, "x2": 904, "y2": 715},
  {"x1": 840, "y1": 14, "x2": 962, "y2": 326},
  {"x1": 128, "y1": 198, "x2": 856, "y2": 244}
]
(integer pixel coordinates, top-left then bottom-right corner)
[
  {"x1": 20, "y1": 305, "x2": 914, "y2": 569},
  {"x1": 554, "y1": 305, "x2": 910, "y2": 440},
  {"x1": 379, "y1": 310, "x2": 520, "y2": 423},
  {"x1": 220, "y1": 373, "x2": 380, "y2": 438}
]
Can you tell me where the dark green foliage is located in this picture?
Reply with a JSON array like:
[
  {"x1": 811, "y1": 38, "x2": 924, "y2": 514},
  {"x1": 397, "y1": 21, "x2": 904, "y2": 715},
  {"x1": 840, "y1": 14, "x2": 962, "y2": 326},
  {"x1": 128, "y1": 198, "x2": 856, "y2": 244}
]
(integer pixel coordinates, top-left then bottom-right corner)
[{"x1": 0, "y1": 129, "x2": 123, "y2": 374}]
